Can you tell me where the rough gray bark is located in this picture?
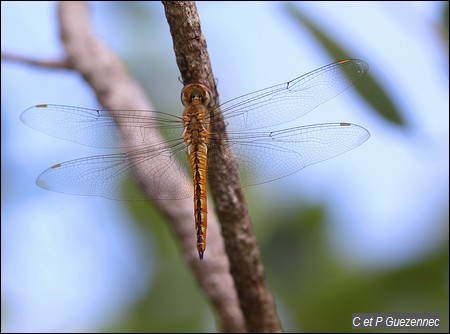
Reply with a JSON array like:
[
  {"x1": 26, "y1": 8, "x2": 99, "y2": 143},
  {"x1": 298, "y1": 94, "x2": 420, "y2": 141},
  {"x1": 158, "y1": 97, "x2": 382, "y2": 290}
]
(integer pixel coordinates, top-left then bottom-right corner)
[{"x1": 162, "y1": 2, "x2": 282, "y2": 333}]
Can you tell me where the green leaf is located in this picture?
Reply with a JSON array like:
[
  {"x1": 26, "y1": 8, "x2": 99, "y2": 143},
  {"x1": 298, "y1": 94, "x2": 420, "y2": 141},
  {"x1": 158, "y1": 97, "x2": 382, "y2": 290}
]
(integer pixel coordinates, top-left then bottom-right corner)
[{"x1": 283, "y1": 3, "x2": 406, "y2": 126}]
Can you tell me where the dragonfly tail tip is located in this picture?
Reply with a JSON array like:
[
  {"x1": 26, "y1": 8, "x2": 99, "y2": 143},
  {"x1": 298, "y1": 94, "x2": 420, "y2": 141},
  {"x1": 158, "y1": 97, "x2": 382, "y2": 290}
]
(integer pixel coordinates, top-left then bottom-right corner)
[{"x1": 198, "y1": 250, "x2": 204, "y2": 260}]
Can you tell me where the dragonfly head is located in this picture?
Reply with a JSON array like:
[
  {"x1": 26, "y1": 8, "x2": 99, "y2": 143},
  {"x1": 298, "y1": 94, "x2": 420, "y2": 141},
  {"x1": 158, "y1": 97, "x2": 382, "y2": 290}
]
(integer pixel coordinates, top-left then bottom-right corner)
[{"x1": 181, "y1": 83, "x2": 213, "y2": 108}]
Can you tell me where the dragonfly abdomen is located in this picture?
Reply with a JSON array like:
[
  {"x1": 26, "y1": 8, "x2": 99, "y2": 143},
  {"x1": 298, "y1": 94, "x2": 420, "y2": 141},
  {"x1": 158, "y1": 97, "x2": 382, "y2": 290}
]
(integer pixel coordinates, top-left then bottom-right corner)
[{"x1": 188, "y1": 143, "x2": 208, "y2": 259}]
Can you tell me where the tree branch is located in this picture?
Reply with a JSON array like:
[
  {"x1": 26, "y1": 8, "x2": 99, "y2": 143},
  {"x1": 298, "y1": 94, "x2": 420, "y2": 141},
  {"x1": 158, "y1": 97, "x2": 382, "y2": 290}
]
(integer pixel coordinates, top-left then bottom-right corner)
[
  {"x1": 1, "y1": 51, "x2": 72, "y2": 69},
  {"x1": 56, "y1": 1, "x2": 244, "y2": 332},
  {"x1": 162, "y1": 2, "x2": 282, "y2": 332}
]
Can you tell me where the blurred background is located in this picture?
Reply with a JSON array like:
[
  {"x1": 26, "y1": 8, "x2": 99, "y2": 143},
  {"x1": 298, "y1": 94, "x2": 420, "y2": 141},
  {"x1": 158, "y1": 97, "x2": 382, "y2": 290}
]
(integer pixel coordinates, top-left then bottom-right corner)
[{"x1": 1, "y1": 1, "x2": 448, "y2": 332}]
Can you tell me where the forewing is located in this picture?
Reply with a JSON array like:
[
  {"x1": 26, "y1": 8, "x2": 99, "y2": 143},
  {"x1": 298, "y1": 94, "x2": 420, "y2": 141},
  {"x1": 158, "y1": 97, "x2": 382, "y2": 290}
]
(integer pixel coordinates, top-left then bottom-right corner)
[
  {"x1": 20, "y1": 104, "x2": 182, "y2": 148},
  {"x1": 216, "y1": 59, "x2": 368, "y2": 132}
]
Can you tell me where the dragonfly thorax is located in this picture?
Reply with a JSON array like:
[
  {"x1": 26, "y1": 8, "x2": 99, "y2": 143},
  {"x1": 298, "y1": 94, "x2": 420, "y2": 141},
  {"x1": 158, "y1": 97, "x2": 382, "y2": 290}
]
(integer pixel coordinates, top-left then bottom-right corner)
[{"x1": 182, "y1": 103, "x2": 210, "y2": 147}]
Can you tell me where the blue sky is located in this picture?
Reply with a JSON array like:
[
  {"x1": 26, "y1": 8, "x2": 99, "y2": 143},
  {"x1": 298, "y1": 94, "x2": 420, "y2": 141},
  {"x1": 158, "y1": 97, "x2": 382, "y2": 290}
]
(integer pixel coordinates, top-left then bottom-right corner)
[{"x1": 2, "y1": 1, "x2": 448, "y2": 332}]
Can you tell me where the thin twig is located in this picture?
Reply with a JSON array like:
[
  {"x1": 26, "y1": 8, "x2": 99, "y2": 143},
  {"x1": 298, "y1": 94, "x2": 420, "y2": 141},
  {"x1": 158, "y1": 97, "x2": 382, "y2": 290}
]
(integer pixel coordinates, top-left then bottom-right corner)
[
  {"x1": 162, "y1": 1, "x2": 282, "y2": 333},
  {"x1": 1, "y1": 52, "x2": 72, "y2": 69},
  {"x1": 55, "y1": 1, "x2": 244, "y2": 333}
]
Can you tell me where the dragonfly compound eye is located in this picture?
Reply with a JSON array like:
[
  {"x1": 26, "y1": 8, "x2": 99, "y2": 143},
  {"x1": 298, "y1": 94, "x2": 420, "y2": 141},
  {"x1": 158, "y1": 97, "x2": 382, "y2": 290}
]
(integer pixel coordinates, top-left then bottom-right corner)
[{"x1": 181, "y1": 83, "x2": 213, "y2": 107}]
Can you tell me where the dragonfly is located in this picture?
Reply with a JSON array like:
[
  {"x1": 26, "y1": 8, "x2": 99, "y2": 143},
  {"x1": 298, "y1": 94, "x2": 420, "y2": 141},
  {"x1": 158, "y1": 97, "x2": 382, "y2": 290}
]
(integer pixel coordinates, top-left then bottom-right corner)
[{"x1": 21, "y1": 58, "x2": 370, "y2": 260}]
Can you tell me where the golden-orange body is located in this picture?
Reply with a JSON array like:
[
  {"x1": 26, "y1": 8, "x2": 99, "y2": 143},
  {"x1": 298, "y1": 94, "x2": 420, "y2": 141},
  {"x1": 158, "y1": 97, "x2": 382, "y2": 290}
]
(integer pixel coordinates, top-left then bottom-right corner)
[{"x1": 181, "y1": 83, "x2": 213, "y2": 260}]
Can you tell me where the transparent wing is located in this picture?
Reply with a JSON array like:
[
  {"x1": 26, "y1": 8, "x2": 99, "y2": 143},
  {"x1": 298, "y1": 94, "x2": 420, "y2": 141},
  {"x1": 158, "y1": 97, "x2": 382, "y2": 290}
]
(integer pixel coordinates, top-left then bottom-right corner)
[
  {"x1": 35, "y1": 123, "x2": 369, "y2": 200},
  {"x1": 36, "y1": 141, "x2": 193, "y2": 200},
  {"x1": 224, "y1": 123, "x2": 370, "y2": 187},
  {"x1": 20, "y1": 104, "x2": 182, "y2": 148},
  {"x1": 20, "y1": 59, "x2": 367, "y2": 148},
  {"x1": 21, "y1": 59, "x2": 369, "y2": 200},
  {"x1": 216, "y1": 59, "x2": 368, "y2": 131}
]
